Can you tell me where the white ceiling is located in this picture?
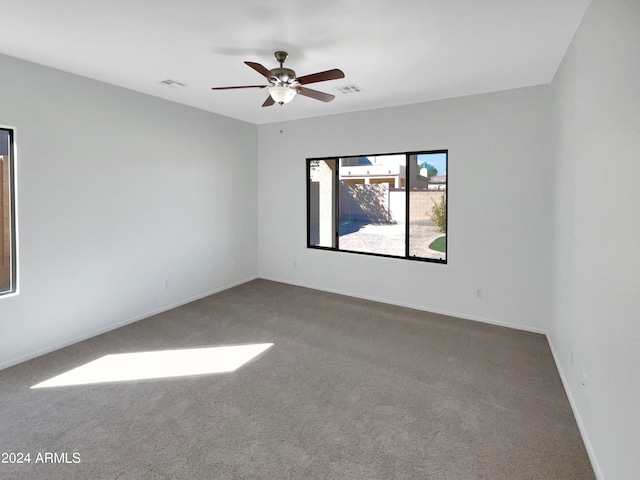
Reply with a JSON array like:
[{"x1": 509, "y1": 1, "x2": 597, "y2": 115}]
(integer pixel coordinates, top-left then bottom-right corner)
[{"x1": 0, "y1": 0, "x2": 591, "y2": 125}]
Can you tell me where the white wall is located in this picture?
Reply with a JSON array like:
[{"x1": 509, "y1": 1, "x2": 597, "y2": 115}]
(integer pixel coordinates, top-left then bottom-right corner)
[
  {"x1": 0, "y1": 54, "x2": 258, "y2": 369},
  {"x1": 258, "y1": 85, "x2": 553, "y2": 333},
  {"x1": 549, "y1": 0, "x2": 640, "y2": 478}
]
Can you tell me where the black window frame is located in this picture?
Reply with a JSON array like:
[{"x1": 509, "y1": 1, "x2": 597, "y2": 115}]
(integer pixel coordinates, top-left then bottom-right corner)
[
  {"x1": 306, "y1": 149, "x2": 448, "y2": 264},
  {"x1": 0, "y1": 126, "x2": 17, "y2": 296}
]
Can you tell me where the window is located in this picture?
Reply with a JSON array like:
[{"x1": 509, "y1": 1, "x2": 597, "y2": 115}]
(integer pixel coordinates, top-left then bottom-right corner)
[
  {"x1": 307, "y1": 150, "x2": 447, "y2": 263},
  {"x1": 1, "y1": 127, "x2": 16, "y2": 295}
]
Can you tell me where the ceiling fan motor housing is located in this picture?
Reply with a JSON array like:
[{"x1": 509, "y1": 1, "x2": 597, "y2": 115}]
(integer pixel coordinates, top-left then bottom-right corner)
[
  {"x1": 270, "y1": 67, "x2": 296, "y2": 85},
  {"x1": 271, "y1": 52, "x2": 295, "y2": 85}
]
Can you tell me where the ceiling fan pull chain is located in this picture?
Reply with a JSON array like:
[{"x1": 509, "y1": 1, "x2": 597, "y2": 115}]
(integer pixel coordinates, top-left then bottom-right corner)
[{"x1": 279, "y1": 104, "x2": 284, "y2": 134}]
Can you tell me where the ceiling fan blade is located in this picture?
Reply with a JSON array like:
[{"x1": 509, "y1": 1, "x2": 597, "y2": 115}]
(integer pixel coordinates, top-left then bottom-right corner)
[
  {"x1": 245, "y1": 61, "x2": 272, "y2": 80},
  {"x1": 296, "y1": 87, "x2": 335, "y2": 103},
  {"x1": 262, "y1": 95, "x2": 275, "y2": 107},
  {"x1": 211, "y1": 85, "x2": 268, "y2": 90},
  {"x1": 296, "y1": 68, "x2": 345, "y2": 85}
]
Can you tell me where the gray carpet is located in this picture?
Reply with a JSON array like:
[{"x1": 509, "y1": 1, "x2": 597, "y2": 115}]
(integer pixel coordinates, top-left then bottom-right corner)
[{"x1": 0, "y1": 279, "x2": 594, "y2": 479}]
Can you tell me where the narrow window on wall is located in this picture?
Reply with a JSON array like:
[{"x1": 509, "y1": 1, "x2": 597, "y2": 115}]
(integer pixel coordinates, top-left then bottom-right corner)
[
  {"x1": 0, "y1": 127, "x2": 16, "y2": 295},
  {"x1": 306, "y1": 150, "x2": 447, "y2": 263}
]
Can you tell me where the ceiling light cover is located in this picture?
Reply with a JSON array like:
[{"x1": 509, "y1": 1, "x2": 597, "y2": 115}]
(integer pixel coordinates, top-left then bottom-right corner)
[{"x1": 268, "y1": 86, "x2": 297, "y2": 104}]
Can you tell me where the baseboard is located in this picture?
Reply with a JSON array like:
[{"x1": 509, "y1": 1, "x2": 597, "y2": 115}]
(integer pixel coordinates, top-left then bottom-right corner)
[
  {"x1": 545, "y1": 338, "x2": 604, "y2": 480},
  {"x1": 257, "y1": 275, "x2": 546, "y2": 335},
  {"x1": 0, "y1": 275, "x2": 258, "y2": 371}
]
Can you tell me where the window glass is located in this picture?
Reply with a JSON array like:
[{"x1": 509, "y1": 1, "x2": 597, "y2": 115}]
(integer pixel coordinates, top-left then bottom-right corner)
[
  {"x1": 338, "y1": 154, "x2": 405, "y2": 257},
  {"x1": 308, "y1": 159, "x2": 337, "y2": 248},
  {"x1": 408, "y1": 152, "x2": 447, "y2": 261},
  {"x1": 307, "y1": 150, "x2": 447, "y2": 263},
  {"x1": 0, "y1": 127, "x2": 16, "y2": 295}
]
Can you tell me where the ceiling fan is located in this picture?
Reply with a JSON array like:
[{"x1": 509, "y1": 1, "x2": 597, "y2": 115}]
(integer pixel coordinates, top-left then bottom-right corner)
[{"x1": 212, "y1": 51, "x2": 345, "y2": 107}]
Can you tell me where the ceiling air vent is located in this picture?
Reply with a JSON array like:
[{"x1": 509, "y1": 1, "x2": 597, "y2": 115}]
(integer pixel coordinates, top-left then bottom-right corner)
[
  {"x1": 159, "y1": 78, "x2": 188, "y2": 88},
  {"x1": 335, "y1": 84, "x2": 363, "y2": 94}
]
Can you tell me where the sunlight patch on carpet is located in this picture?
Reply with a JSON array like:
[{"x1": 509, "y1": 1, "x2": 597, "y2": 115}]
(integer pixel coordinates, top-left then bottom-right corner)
[{"x1": 31, "y1": 343, "x2": 273, "y2": 388}]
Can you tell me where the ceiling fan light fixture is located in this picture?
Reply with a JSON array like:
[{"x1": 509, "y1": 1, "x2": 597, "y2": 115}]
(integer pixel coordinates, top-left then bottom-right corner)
[{"x1": 268, "y1": 85, "x2": 296, "y2": 104}]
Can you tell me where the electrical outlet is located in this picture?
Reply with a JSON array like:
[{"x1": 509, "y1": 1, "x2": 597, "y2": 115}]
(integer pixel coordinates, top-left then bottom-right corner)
[
  {"x1": 581, "y1": 372, "x2": 588, "y2": 389},
  {"x1": 164, "y1": 279, "x2": 170, "y2": 289},
  {"x1": 476, "y1": 289, "x2": 483, "y2": 299},
  {"x1": 293, "y1": 260, "x2": 297, "y2": 268}
]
